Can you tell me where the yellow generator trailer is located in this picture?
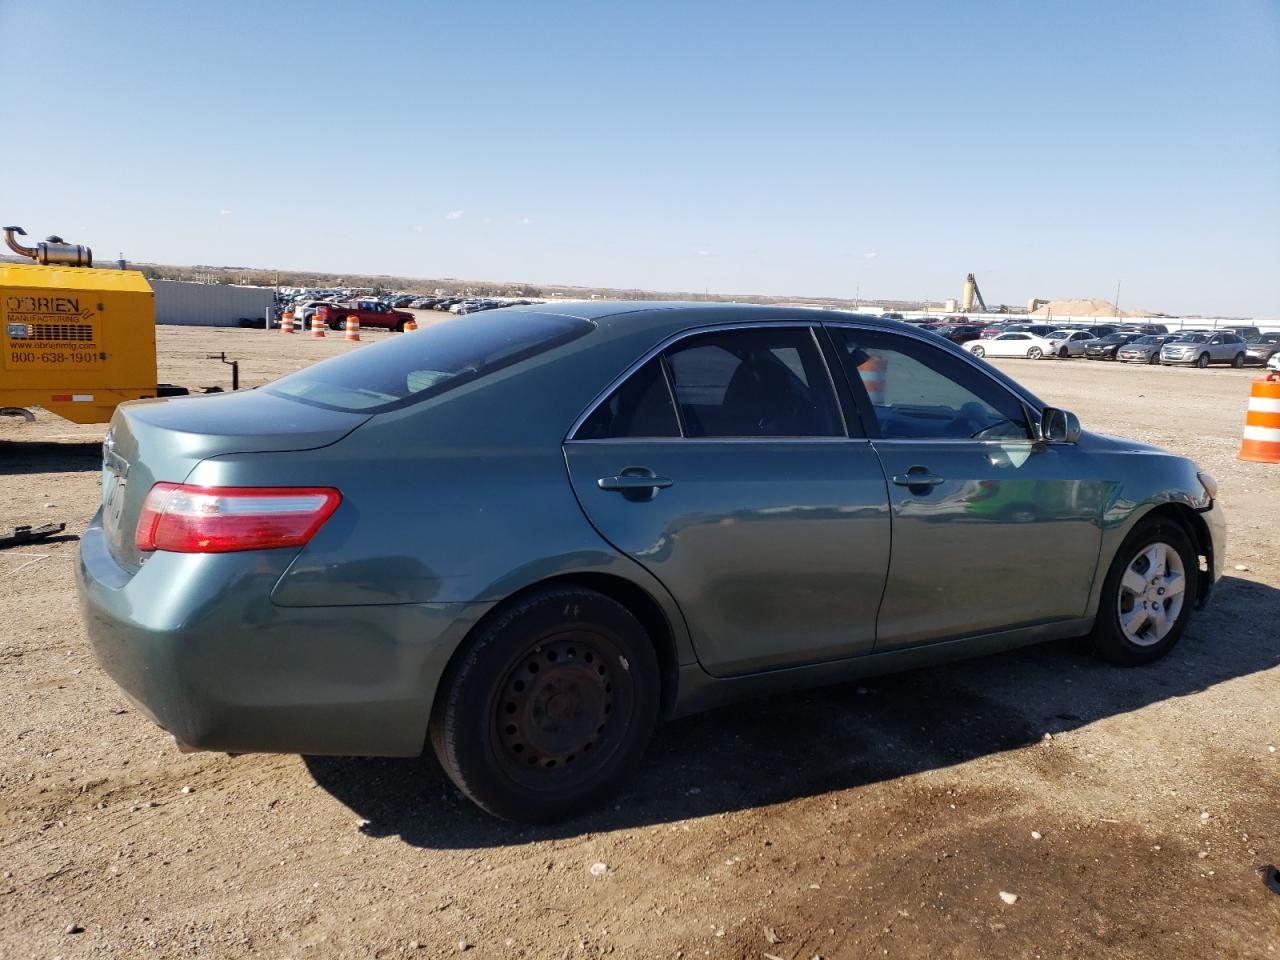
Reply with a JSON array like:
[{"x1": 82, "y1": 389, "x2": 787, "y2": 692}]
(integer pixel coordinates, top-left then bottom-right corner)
[{"x1": 1, "y1": 225, "x2": 175, "y2": 425}]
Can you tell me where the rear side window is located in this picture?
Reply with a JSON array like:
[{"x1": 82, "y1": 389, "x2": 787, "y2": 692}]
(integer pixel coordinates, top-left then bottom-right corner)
[
  {"x1": 576, "y1": 359, "x2": 680, "y2": 439},
  {"x1": 266, "y1": 312, "x2": 592, "y2": 412},
  {"x1": 664, "y1": 328, "x2": 842, "y2": 438}
]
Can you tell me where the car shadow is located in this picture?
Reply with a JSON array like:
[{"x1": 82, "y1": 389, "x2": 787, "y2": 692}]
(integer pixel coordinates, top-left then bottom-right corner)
[
  {"x1": 0, "y1": 439, "x2": 104, "y2": 475},
  {"x1": 305, "y1": 575, "x2": 1279, "y2": 848}
]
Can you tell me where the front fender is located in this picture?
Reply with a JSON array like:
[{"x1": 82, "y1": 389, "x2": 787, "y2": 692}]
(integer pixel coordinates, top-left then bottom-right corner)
[{"x1": 1081, "y1": 433, "x2": 1220, "y2": 617}]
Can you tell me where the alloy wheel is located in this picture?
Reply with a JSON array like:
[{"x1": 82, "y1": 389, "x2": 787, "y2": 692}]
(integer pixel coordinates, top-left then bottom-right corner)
[
  {"x1": 1028, "y1": 347, "x2": 1043, "y2": 360},
  {"x1": 1116, "y1": 541, "x2": 1186, "y2": 647}
]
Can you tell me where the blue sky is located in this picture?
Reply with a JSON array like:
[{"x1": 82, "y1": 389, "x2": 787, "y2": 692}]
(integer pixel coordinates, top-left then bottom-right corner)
[{"x1": 3, "y1": 0, "x2": 1278, "y2": 316}]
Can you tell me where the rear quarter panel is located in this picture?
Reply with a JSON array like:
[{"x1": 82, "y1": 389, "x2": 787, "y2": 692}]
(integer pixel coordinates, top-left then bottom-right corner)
[{"x1": 183, "y1": 319, "x2": 702, "y2": 667}]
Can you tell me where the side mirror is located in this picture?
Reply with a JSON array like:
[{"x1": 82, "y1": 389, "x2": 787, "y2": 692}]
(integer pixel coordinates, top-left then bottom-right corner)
[{"x1": 1040, "y1": 407, "x2": 1081, "y2": 443}]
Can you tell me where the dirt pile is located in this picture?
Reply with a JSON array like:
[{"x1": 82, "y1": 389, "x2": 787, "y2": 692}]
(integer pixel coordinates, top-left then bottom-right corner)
[{"x1": 1030, "y1": 298, "x2": 1156, "y2": 318}]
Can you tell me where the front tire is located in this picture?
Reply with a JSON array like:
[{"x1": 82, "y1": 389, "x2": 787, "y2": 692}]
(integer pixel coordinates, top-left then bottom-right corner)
[
  {"x1": 1058, "y1": 347, "x2": 1069, "y2": 358},
  {"x1": 1089, "y1": 519, "x2": 1197, "y2": 666},
  {"x1": 1196, "y1": 353, "x2": 1210, "y2": 368},
  {"x1": 429, "y1": 586, "x2": 660, "y2": 822}
]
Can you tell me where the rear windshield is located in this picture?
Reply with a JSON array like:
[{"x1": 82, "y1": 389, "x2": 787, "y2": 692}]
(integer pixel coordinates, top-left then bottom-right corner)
[{"x1": 265, "y1": 311, "x2": 593, "y2": 413}]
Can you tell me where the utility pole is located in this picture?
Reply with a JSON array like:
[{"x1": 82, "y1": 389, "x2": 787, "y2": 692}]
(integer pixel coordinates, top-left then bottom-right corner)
[{"x1": 1114, "y1": 280, "x2": 1122, "y2": 317}]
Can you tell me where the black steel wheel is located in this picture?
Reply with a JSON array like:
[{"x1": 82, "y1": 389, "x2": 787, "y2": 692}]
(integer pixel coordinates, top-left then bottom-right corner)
[
  {"x1": 493, "y1": 635, "x2": 620, "y2": 787},
  {"x1": 430, "y1": 586, "x2": 660, "y2": 822}
]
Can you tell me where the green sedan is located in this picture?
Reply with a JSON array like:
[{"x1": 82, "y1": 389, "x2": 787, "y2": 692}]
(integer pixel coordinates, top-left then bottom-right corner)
[{"x1": 77, "y1": 303, "x2": 1225, "y2": 822}]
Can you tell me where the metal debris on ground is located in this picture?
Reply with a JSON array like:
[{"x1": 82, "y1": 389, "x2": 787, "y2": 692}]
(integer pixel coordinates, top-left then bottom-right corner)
[{"x1": 0, "y1": 523, "x2": 66, "y2": 550}]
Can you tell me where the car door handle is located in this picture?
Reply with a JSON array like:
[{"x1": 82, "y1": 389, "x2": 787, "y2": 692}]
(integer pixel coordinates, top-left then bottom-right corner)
[
  {"x1": 598, "y1": 474, "x2": 673, "y2": 492},
  {"x1": 892, "y1": 470, "x2": 945, "y2": 487}
]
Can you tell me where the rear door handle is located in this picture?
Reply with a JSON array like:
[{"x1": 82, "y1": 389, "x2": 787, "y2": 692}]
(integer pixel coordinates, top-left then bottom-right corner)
[
  {"x1": 598, "y1": 475, "x2": 673, "y2": 492},
  {"x1": 598, "y1": 468, "x2": 672, "y2": 502},
  {"x1": 892, "y1": 470, "x2": 945, "y2": 488}
]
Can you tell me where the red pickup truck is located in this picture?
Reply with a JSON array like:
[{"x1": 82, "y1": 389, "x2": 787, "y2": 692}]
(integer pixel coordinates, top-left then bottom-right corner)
[{"x1": 316, "y1": 300, "x2": 415, "y2": 332}]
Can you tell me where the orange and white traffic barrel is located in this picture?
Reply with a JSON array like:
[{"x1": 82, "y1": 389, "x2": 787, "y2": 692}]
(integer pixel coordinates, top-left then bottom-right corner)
[
  {"x1": 345, "y1": 317, "x2": 360, "y2": 342},
  {"x1": 281, "y1": 310, "x2": 294, "y2": 334},
  {"x1": 1239, "y1": 372, "x2": 1280, "y2": 463},
  {"x1": 311, "y1": 317, "x2": 325, "y2": 338},
  {"x1": 859, "y1": 355, "x2": 887, "y2": 405},
  {"x1": 404, "y1": 319, "x2": 418, "y2": 332}
]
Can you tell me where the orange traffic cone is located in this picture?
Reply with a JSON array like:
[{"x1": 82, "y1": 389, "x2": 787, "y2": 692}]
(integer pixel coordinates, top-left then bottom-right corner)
[
  {"x1": 858, "y1": 355, "x2": 887, "y2": 405},
  {"x1": 281, "y1": 310, "x2": 294, "y2": 334},
  {"x1": 345, "y1": 317, "x2": 360, "y2": 342},
  {"x1": 1239, "y1": 372, "x2": 1280, "y2": 463},
  {"x1": 311, "y1": 317, "x2": 325, "y2": 338},
  {"x1": 404, "y1": 319, "x2": 418, "y2": 332}
]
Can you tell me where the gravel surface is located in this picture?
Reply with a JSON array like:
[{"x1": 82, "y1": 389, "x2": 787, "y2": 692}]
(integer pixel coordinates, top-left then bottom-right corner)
[{"x1": 2, "y1": 328, "x2": 1277, "y2": 959}]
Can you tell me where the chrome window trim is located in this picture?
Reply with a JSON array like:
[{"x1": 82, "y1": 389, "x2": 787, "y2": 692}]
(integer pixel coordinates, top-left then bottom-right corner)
[{"x1": 565, "y1": 320, "x2": 850, "y2": 443}]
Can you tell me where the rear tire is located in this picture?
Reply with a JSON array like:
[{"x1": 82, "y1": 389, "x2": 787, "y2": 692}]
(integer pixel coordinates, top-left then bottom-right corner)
[
  {"x1": 1089, "y1": 519, "x2": 1198, "y2": 666},
  {"x1": 429, "y1": 586, "x2": 660, "y2": 822},
  {"x1": 1028, "y1": 347, "x2": 1043, "y2": 360},
  {"x1": 970, "y1": 345, "x2": 986, "y2": 358}
]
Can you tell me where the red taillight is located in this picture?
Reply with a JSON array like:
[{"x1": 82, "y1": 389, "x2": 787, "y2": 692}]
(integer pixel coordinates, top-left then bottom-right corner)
[{"x1": 134, "y1": 483, "x2": 341, "y2": 554}]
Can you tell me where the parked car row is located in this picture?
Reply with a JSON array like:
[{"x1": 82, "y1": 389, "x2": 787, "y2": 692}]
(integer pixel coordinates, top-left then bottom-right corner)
[
  {"x1": 916, "y1": 317, "x2": 1275, "y2": 369},
  {"x1": 270, "y1": 290, "x2": 545, "y2": 331}
]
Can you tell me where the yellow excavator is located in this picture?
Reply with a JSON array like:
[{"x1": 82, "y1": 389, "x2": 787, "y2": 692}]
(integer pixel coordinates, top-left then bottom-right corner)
[{"x1": 1, "y1": 224, "x2": 184, "y2": 425}]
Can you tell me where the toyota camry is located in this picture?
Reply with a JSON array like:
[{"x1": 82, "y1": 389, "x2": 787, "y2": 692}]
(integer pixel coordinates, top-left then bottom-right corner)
[{"x1": 78, "y1": 303, "x2": 1225, "y2": 822}]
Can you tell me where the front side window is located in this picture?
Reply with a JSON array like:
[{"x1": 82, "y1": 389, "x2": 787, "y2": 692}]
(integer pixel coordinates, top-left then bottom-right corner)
[
  {"x1": 830, "y1": 328, "x2": 1032, "y2": 441},
  {"x1": 663, "y1": 328, "x2": 842, "y2": 438}
]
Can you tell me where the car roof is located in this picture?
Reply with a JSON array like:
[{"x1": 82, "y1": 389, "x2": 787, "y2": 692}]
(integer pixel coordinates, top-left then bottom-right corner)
[{"x1": 504, "y1": 299, "x2": 900, "y2": 333}]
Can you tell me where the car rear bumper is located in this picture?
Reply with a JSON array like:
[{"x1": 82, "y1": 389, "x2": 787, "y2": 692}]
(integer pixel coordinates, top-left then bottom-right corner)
[{"x1": 76, "y1": 509, "x2": 485, "y2": 757}]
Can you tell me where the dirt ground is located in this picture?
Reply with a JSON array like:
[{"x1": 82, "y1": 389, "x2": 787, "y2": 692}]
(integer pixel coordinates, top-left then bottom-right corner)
[{"x1": 2, "y1": 327, "x2": 1277, "y2": 960}]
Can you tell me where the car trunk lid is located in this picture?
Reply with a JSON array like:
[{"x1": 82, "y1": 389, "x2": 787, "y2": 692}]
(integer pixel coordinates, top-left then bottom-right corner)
[{"x1": 100, "y1": 390, "x2": 369, "y2": 574}]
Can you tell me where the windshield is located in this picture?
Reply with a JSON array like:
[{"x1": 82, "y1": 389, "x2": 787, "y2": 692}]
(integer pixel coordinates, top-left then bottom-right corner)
[
  {"x1": 1132, "y1": 336, "x2": 1161, "y2": 344},
  {"x1": 1173, "y1": 334, "x2": 1208, "y2": 343},
  {"x1": 266, "y1": 311, "x2": 593, "y2": 413}
]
